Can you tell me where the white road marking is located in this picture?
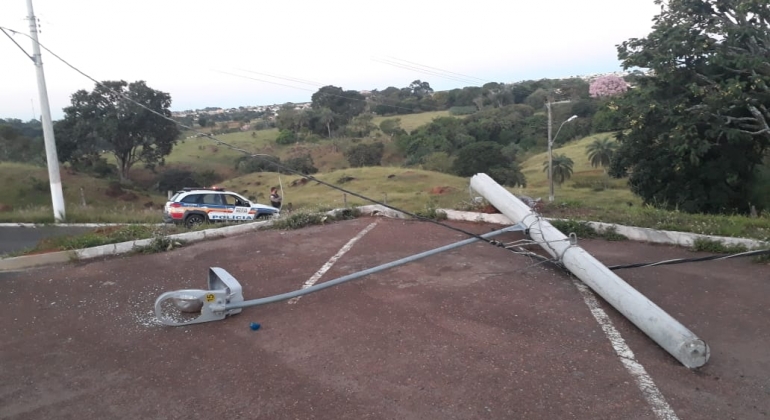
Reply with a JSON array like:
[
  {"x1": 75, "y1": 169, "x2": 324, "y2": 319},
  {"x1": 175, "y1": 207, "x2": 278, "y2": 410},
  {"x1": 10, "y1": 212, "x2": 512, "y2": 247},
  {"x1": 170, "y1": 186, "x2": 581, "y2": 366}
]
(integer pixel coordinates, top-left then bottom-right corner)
[
  {"x1": 573, "y1": 280, "x2": 680, "y2": 420},
  {"x1": 287, "y1": 221, "x2": 378, "y2": 304}
]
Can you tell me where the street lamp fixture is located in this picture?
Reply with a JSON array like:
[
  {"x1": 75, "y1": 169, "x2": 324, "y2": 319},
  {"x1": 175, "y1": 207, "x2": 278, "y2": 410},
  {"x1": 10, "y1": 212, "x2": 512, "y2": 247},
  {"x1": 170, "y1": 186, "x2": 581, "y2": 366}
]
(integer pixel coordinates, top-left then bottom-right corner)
[{"x1": 547, "y1": 112, "x2": 578, "y2": 202}]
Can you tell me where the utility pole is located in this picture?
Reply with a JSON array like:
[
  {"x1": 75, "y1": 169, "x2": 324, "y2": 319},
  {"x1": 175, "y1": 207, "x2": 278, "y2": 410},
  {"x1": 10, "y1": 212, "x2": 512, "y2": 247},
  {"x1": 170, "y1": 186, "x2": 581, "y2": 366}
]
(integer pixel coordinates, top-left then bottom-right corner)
[
  {"x1": 546, "y1": 98, "x2": 575, "y2": 203},
  {"x1": 546, "y1": 100, "x2": 554, "y2": 202},
  {"x1": 27, "y1": 0, "x2": 66, "y2": 222}
]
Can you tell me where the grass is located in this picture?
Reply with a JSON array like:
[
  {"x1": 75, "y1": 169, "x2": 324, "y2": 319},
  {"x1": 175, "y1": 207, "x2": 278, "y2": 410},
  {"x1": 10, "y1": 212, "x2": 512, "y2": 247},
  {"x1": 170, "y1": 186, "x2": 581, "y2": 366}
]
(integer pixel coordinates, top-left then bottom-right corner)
[
  {"x1": 222, "y1": 166, "x2": 472, "y2": 214},
  {"x1": 372, "y1": 110, "x2": 451, "y2": 133}
]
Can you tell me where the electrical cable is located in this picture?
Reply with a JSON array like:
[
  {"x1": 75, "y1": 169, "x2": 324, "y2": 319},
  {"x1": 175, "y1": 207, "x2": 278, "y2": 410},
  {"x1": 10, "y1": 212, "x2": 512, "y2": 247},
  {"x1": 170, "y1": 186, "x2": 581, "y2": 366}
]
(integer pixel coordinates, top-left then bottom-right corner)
[
  {"x1": 371, "y1": 57, "x2": 481, "y2": 85},
  {"x1": 0, "y1": 26, "x2": 531, "y2": 255},
  {"x1": 384, "y1": 56, "x2": 493, "y2": 84},
  {"x1": 216, "y1": 69, "x2": 420, "y2": 114},
  {"x1": 607, "y1": 248, "x2": 770, "y2": 271},
  {"x1": 0, "y1": 27, "x2": 33, "y2": 61}
]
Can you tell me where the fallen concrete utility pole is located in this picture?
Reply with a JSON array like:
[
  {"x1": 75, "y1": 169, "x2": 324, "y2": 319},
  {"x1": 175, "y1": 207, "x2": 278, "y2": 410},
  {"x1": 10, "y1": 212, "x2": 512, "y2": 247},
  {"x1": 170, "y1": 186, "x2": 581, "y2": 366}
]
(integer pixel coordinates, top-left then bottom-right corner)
[{"x1": 470, "y1": 173, "x2": 709, "y2": 369}]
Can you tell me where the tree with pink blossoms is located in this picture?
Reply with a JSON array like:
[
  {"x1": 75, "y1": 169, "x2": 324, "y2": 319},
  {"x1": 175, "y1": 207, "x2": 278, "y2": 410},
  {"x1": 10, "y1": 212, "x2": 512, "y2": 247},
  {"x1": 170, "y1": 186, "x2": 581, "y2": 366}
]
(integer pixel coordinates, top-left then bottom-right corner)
[{"x1": 589, "y1": 75, "x2": 628, "y2": 98}]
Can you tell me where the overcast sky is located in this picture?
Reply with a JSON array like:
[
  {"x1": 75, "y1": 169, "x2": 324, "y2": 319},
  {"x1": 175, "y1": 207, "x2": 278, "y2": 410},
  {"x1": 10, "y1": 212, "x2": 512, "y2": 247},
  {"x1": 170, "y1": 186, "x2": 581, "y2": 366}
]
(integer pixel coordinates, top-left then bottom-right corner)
[{"x1": 1, "y1": 0, "x2": 661, "y2": 121}]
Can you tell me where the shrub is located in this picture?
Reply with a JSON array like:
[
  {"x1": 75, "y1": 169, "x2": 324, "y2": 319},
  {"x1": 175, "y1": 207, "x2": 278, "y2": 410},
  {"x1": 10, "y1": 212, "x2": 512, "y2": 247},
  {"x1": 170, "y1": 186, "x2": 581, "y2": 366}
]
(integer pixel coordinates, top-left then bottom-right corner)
[{"x1": 449, "y1": 106, "x2": 477, "y2": 116}]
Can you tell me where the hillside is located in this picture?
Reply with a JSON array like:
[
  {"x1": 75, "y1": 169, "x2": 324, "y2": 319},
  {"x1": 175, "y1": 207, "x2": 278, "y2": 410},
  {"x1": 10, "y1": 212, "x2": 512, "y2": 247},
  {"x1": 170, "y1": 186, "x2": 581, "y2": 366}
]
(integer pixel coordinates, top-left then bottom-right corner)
[
  {"x1": 517, "y1": 134, "x2": 641, "y2": 209},
  {"x1": 220, "y1": 166, "x2": 471, "y2": 213},
  {"x1": 0, "y1": 162, "x2": 167, "y2": 223}
]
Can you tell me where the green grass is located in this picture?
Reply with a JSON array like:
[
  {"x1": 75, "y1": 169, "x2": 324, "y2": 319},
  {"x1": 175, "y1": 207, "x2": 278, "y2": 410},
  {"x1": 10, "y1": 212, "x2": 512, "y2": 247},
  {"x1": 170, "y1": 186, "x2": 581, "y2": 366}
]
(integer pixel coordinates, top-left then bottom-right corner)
[
  {"x1": 0, "y1": 161, "x2": 168, "y2": 223},
  {"x1": 372, "y1": 110, "x2": 452, "y2": 133},
  {"x1": 222, "y1": 166, "x2": 472, "y2": 213}
]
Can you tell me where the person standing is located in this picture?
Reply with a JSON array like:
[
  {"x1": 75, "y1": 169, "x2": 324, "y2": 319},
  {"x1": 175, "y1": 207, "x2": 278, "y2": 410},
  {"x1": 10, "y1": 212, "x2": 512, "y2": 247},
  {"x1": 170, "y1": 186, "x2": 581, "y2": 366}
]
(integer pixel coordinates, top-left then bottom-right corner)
[{"x1": 269, "y1": 187, "x2": 282, "y2": 209}]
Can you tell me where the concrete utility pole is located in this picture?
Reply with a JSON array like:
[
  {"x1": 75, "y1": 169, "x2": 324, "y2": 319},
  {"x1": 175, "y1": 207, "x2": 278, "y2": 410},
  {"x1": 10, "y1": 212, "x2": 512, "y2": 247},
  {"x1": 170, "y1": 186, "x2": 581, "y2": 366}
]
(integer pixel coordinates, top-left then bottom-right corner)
[
  {"x1": 27, "y1": 0, "x2": 66, "y2": 222},
  {"x1": 470, "y1": 173, "x2": 710, "y2": 368}
]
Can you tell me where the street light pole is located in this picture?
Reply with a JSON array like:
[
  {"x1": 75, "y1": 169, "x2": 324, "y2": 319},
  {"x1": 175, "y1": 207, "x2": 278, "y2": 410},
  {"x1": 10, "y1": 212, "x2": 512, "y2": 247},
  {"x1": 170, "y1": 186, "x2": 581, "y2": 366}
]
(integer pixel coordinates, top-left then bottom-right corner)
[
  {"x1": 27, "y1": 0, "x2": 66, "y2": 222},
  {"x1": 547, "y1": 104, "x2": 578, "y2": 202}
]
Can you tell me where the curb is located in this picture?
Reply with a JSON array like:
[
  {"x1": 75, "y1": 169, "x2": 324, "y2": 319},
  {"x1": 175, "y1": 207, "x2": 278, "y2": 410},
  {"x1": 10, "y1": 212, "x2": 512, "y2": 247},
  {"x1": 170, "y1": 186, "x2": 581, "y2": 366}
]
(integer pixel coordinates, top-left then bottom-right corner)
[
  {"x1": 2, "y1": 207, "x2": 766, "y2": 272},
  {"x1": 440, "y1": 209, "x2": 769, "y2": 250},
  {"x1": 0, "y1": 205, "x2": 406, "y2": 272},
  {"x1": 0, "y1": 219, "x2": 275, "y2": 272}
]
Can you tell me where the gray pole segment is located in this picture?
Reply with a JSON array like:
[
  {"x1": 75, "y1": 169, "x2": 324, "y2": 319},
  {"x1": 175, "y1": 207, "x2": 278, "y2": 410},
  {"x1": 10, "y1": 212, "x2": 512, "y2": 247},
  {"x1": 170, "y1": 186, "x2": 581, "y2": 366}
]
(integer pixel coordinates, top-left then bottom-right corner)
[
  {"x1": 470, "y1": 173, "x2": 709, "y2": 368},
  {"x1": 547, "y1": 100, "x2": 554, "y2": 202},
  {"x1": 225, "y1": 225, "x2": 523, "y2": 310},
  {"x1": 26, "y1": 0, "x2": 66, "y2": 222}
]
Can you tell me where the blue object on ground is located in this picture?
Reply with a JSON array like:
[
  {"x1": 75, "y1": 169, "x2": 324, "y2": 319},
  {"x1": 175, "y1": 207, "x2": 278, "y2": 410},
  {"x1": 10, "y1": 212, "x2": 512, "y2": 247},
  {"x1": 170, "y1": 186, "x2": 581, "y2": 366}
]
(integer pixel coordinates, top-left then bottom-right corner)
[{"x1": 249, "y1": 322, "x2": 261, "y2": 331}]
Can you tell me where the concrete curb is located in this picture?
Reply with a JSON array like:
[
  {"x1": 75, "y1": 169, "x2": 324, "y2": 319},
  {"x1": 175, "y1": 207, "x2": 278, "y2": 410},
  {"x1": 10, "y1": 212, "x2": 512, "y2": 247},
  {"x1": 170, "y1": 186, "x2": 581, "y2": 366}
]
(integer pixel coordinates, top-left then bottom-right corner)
[
  {"x1": 0, "y1": 220, "x2": 275, "y2": 272},
  {"x1": 441, "y1": 209, "x2": 769, "y2": 250},
  {"x1": 2, "y1": 207, "x2": 766, "y2": 272}
]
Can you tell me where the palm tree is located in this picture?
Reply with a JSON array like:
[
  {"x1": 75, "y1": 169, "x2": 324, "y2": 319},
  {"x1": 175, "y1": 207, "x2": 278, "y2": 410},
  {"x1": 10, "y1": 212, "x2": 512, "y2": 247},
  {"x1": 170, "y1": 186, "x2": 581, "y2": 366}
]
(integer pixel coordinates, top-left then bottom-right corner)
[
  {"x1": 542, "y1": 154, "x2": 574, "y2": 186},
  {"x1": 586, "y1": 137, "x2": 618, "y2": 171}
]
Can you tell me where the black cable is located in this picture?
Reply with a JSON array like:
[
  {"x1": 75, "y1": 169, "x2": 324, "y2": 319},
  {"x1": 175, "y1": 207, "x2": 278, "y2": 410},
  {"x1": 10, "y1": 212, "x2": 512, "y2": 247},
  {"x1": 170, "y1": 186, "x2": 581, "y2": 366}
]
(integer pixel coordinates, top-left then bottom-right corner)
[
  {"x1": 0, "y1": 26, "x2": 520, "y2": 252},
  {"x1": 384, "y1": 56, "x2": 492, "y2": 84},
  {"x1": 217, "y1": 69, "x2": 419, "y2": 114},
  {"x1": 0, "y1": 27, "x2": 33, "y2": 62},
  {"x1": 607, "y1": 249, "x2": 770, "y2": 271}
]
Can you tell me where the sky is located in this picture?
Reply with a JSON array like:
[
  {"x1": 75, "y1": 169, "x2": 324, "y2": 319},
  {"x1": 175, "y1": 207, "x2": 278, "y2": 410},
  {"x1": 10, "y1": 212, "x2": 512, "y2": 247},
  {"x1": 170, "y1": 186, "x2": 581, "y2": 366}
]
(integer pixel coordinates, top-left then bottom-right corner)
[{"x1": 0, "y1": 0, "x2": 662, "y2": 121}]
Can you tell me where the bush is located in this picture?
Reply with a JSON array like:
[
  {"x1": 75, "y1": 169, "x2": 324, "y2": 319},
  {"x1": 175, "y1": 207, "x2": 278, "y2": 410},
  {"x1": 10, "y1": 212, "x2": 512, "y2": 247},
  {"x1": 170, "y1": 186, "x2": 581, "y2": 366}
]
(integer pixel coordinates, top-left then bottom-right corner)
[
  {"x1": 275, "y1": 129, "x2": 297, "y2": 145},
  {"x1": 283, "y1": 154, "x2": 318, "y2": 175},
  {"x1": 235, "y1": 155, "x2": 282, "y2": 174},
  {"x1": 344, "y1": 142, "x2": 384, "y2": 167},
  {"x1": 422, "y1": 152, "x2": 454, "y2": 173},
  {"x1": 449, "y1": 106, "x2": 477, "y2": 116}
]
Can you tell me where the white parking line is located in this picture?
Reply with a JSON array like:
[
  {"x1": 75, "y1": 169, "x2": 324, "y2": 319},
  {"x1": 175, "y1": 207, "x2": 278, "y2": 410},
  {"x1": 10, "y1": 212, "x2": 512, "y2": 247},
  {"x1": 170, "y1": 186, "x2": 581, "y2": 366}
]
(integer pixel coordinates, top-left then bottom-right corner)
[
  {"x1": 288, "y1": 221, "x2": 379, "y2": 305},
  {"x1": 573, "y1": 280, "x2": 679, "y2": 420}
]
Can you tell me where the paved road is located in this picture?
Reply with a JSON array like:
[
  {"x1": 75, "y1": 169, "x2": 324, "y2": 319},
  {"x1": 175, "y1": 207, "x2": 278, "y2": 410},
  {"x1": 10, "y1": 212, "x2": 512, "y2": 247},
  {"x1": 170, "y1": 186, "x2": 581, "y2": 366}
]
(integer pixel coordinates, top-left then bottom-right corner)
[
  {"x1": 0, "y1": 226, "x2": 94, "y2": 256},
  {"x1": 1, "y1": 218, "x2": 768, "y2": 419}
]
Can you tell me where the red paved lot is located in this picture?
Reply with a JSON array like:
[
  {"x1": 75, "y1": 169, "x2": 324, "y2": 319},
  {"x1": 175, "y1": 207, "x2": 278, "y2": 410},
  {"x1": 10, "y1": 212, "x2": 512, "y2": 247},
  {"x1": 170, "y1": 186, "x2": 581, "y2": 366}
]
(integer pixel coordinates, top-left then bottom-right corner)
[{"x1": 1, "y1": 217, "x2": 768, "y2": 419}]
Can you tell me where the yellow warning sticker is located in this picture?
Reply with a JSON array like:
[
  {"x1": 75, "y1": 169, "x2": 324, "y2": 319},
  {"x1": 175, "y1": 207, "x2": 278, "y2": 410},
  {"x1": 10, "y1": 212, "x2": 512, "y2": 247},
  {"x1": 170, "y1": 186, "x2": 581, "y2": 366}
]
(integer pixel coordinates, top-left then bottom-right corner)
[{"x1": 205, "y1": 293, "x2": 215, "y2": 302}]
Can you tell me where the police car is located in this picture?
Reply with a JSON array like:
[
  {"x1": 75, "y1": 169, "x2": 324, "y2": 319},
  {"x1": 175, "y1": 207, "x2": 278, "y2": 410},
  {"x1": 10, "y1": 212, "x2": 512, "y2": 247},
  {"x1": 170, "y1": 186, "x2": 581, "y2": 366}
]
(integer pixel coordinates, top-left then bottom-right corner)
[{"x1": 163, "y1": 187, "x2": 279, "y2": 228}]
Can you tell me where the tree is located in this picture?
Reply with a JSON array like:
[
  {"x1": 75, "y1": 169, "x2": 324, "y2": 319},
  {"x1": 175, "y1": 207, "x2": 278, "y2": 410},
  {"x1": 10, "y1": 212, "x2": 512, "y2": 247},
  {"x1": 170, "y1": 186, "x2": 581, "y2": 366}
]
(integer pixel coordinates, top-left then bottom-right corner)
[
  {"x1": 379, "y1": 118, "x2": 406, "y2": 140},
  {"x1": 610, "y1": 0, "x2": 770, "y2": 213},
  {"x1": 0, "y1": 125, "x2": 44, "y2": 164},
  {"x1": 198, "y1": 115, "x2": 208, "y2": 128},
  {"x1": 347, "y1": 113, "x2": 376, "y2": 137},
  {"x1": 589, "y1": 75, "x2": 629, "y2": 98},
  {"x1": 317, "y1": 107, "x2": 335, "y2": 138},
  {"x1": 543, "y1": 154, "x2": 574, "y2": 186},
  {"x1": 586, "y1": 137, "x2": 618, "y2": 170},
  {"x1": 344, "y1": 142, "x2": 384, "y2": 167},
  {"x1": 311, "y1": 85, "x2": 366, "y2": 125},
  {"x1": 452, "y1": 141, "x2": 526, "y2": 187},
  {"x1": 55, "y1": 80, "x2": 180, "y2": 181}
]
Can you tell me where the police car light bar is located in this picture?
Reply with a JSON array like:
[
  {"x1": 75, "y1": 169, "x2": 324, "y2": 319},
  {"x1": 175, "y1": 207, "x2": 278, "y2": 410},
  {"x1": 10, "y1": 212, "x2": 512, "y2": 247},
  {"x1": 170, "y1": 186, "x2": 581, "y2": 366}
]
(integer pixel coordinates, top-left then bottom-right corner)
[{"x1": 181, "y1": 187, "x2": 225, "y2": 192}]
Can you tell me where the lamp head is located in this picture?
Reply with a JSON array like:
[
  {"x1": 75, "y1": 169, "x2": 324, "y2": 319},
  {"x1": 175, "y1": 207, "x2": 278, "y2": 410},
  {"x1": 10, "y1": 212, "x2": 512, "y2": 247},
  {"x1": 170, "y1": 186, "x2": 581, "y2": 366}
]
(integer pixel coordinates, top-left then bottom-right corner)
[{"x1": 567, "y1": 115, "x2": 578, "y2": 122}]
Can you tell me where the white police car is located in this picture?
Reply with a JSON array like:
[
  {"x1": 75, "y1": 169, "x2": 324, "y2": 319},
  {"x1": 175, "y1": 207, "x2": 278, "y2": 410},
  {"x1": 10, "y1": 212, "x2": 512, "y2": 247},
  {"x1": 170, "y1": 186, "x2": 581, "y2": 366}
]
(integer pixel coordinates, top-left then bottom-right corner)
[{"x1": 163, "y1": 187, "x2": 279, "y2": 228}]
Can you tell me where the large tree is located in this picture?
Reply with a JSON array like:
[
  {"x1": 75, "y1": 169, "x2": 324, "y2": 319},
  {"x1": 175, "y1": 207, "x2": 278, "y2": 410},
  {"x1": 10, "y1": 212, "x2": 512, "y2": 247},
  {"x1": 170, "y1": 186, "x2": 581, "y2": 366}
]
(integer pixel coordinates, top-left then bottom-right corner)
[
  {"x1": 310, "y1": 85, "x2": 366, "y2": 125},
  {"x1": 610, "y1": 0, "x2": 770, "y2": 213},
  {"x1": 55, "y1": 80, "x2": 180, "y2": 181}
]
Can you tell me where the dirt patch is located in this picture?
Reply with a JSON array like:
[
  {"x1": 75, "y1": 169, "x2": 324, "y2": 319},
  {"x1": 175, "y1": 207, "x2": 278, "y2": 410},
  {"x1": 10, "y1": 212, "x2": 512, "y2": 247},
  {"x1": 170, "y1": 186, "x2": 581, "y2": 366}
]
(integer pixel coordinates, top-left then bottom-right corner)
[
  {"x1": 478, "y1": 204, "x2": 501, "y2": 214},
  {"x1": 290, "y1": 178, "x2": 309, "y2": 187},
  {"x1": 428, "y1": 186, "x2": 455, "y2": 195},
  {"x1": 0, "y1": 203, "x2": 12, "y2": 212}
]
